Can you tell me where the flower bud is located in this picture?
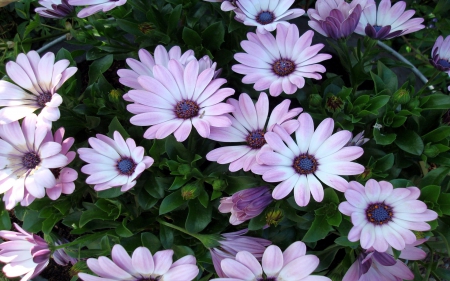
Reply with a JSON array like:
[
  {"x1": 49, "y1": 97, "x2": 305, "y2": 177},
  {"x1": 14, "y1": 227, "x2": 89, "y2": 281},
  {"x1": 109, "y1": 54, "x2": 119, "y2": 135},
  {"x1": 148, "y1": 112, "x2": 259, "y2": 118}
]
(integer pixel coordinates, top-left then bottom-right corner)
[
  {"x1": 325, "y1": 95, "x2": 344, "y2": 112},
  {"x1": 181, "y1": 182, "x2": 201, "y2": 200},
  {"x1": 266, "y1": 208, "x2": 283, "y2": 226},
  {"x1": 309, "y1": 94, "x2": 322, "y2": 107},
  {"x1": 177, "y1": 164, "x2": 191, "y2": 176},
  {"x1": 212, "y1": 179, "x2": 227, "y2": 191},
  {"x1": 392, "y1": 88, "x2": 410, "y2": 104}
]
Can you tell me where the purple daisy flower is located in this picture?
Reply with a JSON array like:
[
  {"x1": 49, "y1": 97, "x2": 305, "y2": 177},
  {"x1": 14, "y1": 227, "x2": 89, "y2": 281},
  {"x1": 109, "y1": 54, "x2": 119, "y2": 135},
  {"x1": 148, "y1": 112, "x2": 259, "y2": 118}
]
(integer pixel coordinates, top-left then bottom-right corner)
[
  {"x1": 0, "y1": 114, "x2": 68, "y2": 210},
  {"x1": 78, "y1": 131, "x2": 154, "y2": 192},
  {"x1": 233, "y1": 0, "x2": 304, "y2": 34},
  {"x1": 69, "y1": 0, "x2": 126, "y2": 18},
  {"x1": 355, "y1": 0, "x2": 425, "y2": 40},
  {"x1": 126, "y1": 59, "x2": 235, "y2": 142},
  {"x1": 35, "y1": 0, "x2": 74, "y2": 18},
  {"x1": 430, "y1": 35, "x2": 450, "y2": 75},
  {"x1": 210, "y1": 229, "x2": 271, "y2": 278},
  {"x1": 211, "y1": 241, "x2": 331, "y2": 281},
  {"x1": 78, "y1": 244, "x2": 199, "y2": 281},
  {"x1": 307, "y1": 0, "x2": 369, "y2": 40},
  {"x1": 252, "y1": 113, "x2": 365, "y2": 207},
  {"x1": 0, "y1": 51, "x2": 77, "y2": 128},
  {"x1": 232, "y1": 24, "x2": 332, "y2": 97},
  {"x1": 53, "y1": 238, "x2": 78, "y2": 266},
  {"x1": 0, "y1": 223, "x2": 50, "y2": 281},
  {"x1": 206, "y1": 92, "x2": 302, "y2": 172},
  {"x1": 339, "y1": 179, "x2": 438, "y2": 252},
  {"x1": 218, "y1": 186, "x2": 273, "y2": 225},
  {"x1": 203, "y1": 0, "x2": 237, "y2": 11}
]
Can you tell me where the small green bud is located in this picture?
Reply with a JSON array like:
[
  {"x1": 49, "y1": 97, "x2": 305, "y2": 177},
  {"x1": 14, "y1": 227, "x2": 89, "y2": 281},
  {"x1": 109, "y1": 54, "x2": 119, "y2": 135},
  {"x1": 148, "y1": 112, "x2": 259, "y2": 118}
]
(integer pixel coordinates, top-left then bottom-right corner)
[
  {"x1": 266, "y1": 209, "x2": 283, "y2": 226},
  {"x1": 356, "y1": 167, "x2": 372, "y2": 181},
  {"x1": 212, "y1": 179, "x2": 227, "y2": 191},
  {"x1": 109, "y1": 89, "x2": 121, "y2": 102},
  {"x1": 138, "y1": 22, "x2": 154, "y2": 34},
  {"x1": 177, "y1": 164, "x2": 191, "y2": 176},
  {"x1": 309, "y1": 94, "x2": 322, "y2": 107},
  {"x1": 325, "y1": 95, "x2": 344, "y2": 112},
  {"x1": 181, "y1": 182, "x2": 200, "y2": 200},
  {"x1": 424, "y1": 144, "x2": 440, "y2": 158},
  {"x1": 392, "y1": 88, "x2": 410, "y2": 104}
]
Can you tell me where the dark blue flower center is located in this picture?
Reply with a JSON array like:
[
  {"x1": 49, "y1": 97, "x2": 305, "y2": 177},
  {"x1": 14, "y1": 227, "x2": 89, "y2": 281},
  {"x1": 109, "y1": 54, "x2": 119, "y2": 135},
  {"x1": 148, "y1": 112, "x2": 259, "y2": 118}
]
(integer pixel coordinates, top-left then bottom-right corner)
[
  {"x1": 117, "y1": 158, "x2": 136, "y2": 175},
  {"x1": 272, "y1": 59, "x2": 296, "y2": 77},
  {"x1": 366, "y1": 203, "x2": 393, "y2": 225},
  {"x1": 293, "y1": 154, "x2": 317, "y2": 175},
  {"x1": 37, "y1": 92, "x2": 52, "y2": 107},
  {"x1": 246, "y1": 130, "x2": 266, "y2": 149},
  {"x1": 373, "y1": 25, "x2": 383, "y2": 32},
  {"x1": 438, "y1": 59, "x2": 450, "y2": 68},
  {"x1": 175, "y1": 100, "x2": 199, "y2": 119},
  {"x1": 22, "y1": 152, "x2": 41, "y2": 169},
  {"x1": 256, "y1": 11, "x2": 274, "y2": 25}
]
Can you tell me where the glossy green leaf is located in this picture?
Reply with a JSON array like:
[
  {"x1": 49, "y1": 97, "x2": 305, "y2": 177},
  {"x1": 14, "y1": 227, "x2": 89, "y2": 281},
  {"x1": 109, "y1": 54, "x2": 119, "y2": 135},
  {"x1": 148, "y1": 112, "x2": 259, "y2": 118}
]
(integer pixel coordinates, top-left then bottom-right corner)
[
  {"x1": 108, "y1": 117, "x2": 130, "y2": 139},
  {"x1": 182, "y1": 27, "x2": 202, "y2": 47},
  {"x1": 302, "y1": 213, "x2": 333, "y2": 242},
  {"x1": 419, "y1": 185, "x2": 441, "y2": 203},
  {"x1": 141, "y1": 232, "x2": 161, "y2": 253},
  {"x1": 88, "y1": 55, "x2": 113, "y2": 85},
  {"x1": 185, "y1": 198, "x2": 212, "y2": 233},
  {"x1": 373, "y1": 129, "x2": 396, "y2": 145},
  {"x1": 159, "y1": 190, "x2": 185, "y2": 215},
  {"x1": 202, "y1": 22, "x2": 225, "y2": 51},
  {"x1": 422, "y1": 126, "x2": 450, "y2": 143},
  {"x1": 395, "y1": 130, "x2": 424, "y2": 155}
]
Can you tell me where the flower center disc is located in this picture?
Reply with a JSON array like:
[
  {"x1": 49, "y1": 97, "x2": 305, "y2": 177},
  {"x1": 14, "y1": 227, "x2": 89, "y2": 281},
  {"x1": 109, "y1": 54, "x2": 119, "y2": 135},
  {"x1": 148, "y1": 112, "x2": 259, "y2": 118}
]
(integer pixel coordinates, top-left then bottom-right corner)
[
  {"x1": 246, "y1": 130, "x2": 266, "y2": 149},
  {"x1": 37, "y1": 92, "x2": 52, "y2": 107},
  {"x1": 437, "y1": 59, "x2": 450, "y2": 69},
  {"x1": 373, "y1": 25, "x2": 383, "y2": 32},
  {"x1": 256, "y1": 11, "x2": 275, "y2": 25},
  {"x1": 22, "y1": 152, "x2": 41, "y2": 169},
  {"x1": 117, "y1": 158, "x2": 136, "y2": 175},
  {"x1": 293, "y1": 154, "x2": 317, "y2": 175},
  {"x1": 366, "y1": 203, "x2": 393, "y2": 225},
  {"x1": 175, "y1": 100, "x2": 199, "y2": 119},
  {"x1": 272, "y1": 59, "x2": 296, "y2": 77}
]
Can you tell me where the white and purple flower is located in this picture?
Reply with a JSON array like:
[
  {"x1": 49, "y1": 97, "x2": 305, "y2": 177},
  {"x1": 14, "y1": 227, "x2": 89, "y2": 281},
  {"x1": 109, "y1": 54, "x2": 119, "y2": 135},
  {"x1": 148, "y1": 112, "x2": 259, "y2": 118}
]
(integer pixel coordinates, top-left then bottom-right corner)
[
  {"x1": 35, "y1": 0, "x2": 74, "y2": 18},
  {"x1": 430, "y1": 35, "x2": 450, "y2": 75},
  {"x1": 69, "y1": 0, "x2": 126, "y2": 18}
]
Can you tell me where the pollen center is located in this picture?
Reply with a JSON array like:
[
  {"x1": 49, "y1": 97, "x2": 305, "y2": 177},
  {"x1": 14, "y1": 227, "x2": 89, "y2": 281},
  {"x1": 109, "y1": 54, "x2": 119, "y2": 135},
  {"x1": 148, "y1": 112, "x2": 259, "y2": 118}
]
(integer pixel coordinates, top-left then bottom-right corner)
[
  {"x1": 256, "y1": 11, "x2": 275, "y2": 25},
  {"x1": 293, "y1": 154, "x2": 317, "y2": 175},
  {"x1": 437, "y1": 59, "x2": 450, "y2": 68},
  {"x1": 175, "y1": 100, "x2": 199, "y2": 119},
  {"x1": 246, "y1": 130, "x2": 266, "y2": 149},
  {"x1": 272, "y1": 59, "x2": 296, "y2": 77},
  {"x1": 366, "y1": 203, "x2": 393, "y2": 225},
  {"x1": 37, "y1": 92, "x2": 52, "y2": 107},
  {"x1": 117, "y1": 158, "x2": 136, "y2": 175},
  {"x1": 373, "y1": 25, "x2": 383, "y2": 32},
  {"x1": 22, "y1": 152, "x2": 41, "y2": 169}
]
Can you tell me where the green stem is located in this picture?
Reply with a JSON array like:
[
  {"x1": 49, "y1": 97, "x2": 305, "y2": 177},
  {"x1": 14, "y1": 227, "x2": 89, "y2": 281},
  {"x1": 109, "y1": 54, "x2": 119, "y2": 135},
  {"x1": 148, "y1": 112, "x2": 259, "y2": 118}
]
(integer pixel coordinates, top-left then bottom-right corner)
[
  {"x1": 417, "y1": 70, "x2": 441, "y2": 96},
  {"x1": 40, "y1": 23, "x2": 68, "y2": 32},
  {"x1": 22, "y1": 32, "x2": 68, "y2": 44}
]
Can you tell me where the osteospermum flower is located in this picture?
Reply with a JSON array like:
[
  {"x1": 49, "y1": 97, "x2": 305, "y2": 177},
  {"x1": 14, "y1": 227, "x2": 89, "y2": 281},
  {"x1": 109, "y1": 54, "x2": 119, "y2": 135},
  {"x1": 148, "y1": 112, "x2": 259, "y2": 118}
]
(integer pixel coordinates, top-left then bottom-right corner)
[
  {"x1": 35, "y1": 0, "x2": 74, "y2": 18},
  {"x1": 218, "y1": 186, "x2": 273, "y2": 225},
  {"x1": 68, "y1": 0, "x2": 126, "y2": 18},
  {"x1": 355, "y1": 0, "x2": 425, "y2": 40},
  {"x1": 0, "y1": 114, "x2": 68, "y2": 210},
  {"x1": 0, "y1": 51, "x2": 76, "y2": 128},
  {"x1": 252, "y1": 113, "x2": 365, "y2": 206},
  {"x1": 78, "y1": 131, "x2": 154, "y2": 192},
  {"x1": 430, "y1": 35, "x2": 450, "y2": 75},
  {"x1": 53, "y1": 238, "x2": 78, "y2": 266},
  {"x1": 210, "y1": 229, "x2": 271, "y2": 278},
  {"x1": 307, "y1": 0, "x2": 367, "y2": 39},
  {"x1": 203, "y1": 0, "x2": 237, "y2": 11},
  {"x1": 338, "y1": 179, "x2": 438, "y2": 252},
  {"x1": 234, "y1": 0, "x2": 304, "y2": 34},
  {"x1": 22, "y1": 127, "x2": 78, "y2": 206},
  {"x1": 232, "y1": 24, "x2": 332, "y2": 97},
  {"x1": 211, "y1": 241, "x2": 331, "y2": 281},
  {"x1": 126, "y1": 59, "x2": 235, "y2": 141},
  {"x1": 78, "y1": 244, "x2": 199, "y2": 281},
  {"x1": 206, "y1": 92, "x2": 302, "y2": 171},
  {"x1": 0, "y1": 223, "x2": 50, "y2": 281}
]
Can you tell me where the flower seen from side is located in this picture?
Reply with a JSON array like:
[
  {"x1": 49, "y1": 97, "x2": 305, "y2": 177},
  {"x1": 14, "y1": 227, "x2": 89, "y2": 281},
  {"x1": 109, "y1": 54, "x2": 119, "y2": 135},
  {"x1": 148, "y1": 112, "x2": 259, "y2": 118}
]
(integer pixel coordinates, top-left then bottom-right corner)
[
  {"x1": 355, "y1": 0, "x2": 425, "y2": 40},
  {"x1": 210, "y1": 241, "x2": 331, "y2": 281},
  {"x1": 0, "y1": 51, "x2": 76, "y2": 128},
  {"x1": 203, "y1": 0, "x2": 237, "y2": 12},
  {"x1": 233, "y1": 0, "x2": 304, "y2": 34},
  {"x1": 0, "y1": 114, "x2": 69, "y2": 209},
  {"x1": 252, "y1": 113, "x2": 365, "y2": 207},
  {"x1": 78, "y1": 131, "x2": 154, "y2": 192},
  {"x1": 206, "y1": 92, "x2": 302, "y2": 172},
  {"x1": 233, "y1": 24, "x2": 332, "y2": 97},
  {"x1": 53, "y1": 238, "x2": 78, "y2": 266},
  {"x1": 78, "y1": 244, "x2": 199, "y2": 281},
  {"x1": 35, "y1": 0, "x2": 74, "y2": 18},
  {"x1": 347, "y1": 130, "x2": 369, "y2": 146},
  {"x1": 68, "y1": 0, "x2": 126, "y2": 18},
  {"x1": 338, "y1": 179, "x2": 438, "y2": 252},
  {"x1": 0, "y1": 223, "x2": 50, "y2": 281},
  {"x1": 126, "y1": 59, "x2": 235, "y2": 142},
  {"x1": 218, "y1": 186, "x2": 273, "y2": 225},
  {"x1": 430, "y1": 35, "x2": 450, "y2": 75}
]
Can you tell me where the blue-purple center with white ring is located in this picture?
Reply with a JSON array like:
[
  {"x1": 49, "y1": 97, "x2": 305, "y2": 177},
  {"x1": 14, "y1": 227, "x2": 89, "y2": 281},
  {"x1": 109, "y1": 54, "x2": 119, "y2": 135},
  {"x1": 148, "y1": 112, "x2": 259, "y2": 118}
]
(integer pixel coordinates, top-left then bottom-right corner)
[
  {"x1": 246, "y1": 129, "x2": 266, "y2": 149},
  {"x1": 22, "y1": 151, "x2": 41, "y2": 169},
  {"x1": 256, "y1": 11, "x2": 275, "y2": 24},
  {"x1": 366, "y1": 203, "x2": 393, "y2": 225},
  {"x1": 117, "y1": 158, "x2": 136, "y2": 175},
  {"x1": 293, "y1": 154, "x2": 318, "y2": 175},
  {"x1": 373, "y1": 25, "x2": 384, "y2": 32},
  {"x1": 175, "y1": 100, "x2": 199, "y2": 119}
]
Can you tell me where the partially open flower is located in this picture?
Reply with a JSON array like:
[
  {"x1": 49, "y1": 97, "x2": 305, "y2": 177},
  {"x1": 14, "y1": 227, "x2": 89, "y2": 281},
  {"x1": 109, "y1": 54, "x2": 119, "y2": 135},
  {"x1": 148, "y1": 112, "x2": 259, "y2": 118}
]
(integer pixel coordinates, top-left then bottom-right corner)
[
  {"x1": 430, "y1": 35, "x2": 450, "y2": 75},
  {"x1": 35, "y1": 0, "x2": 74, "y2": 19},
  {"x1": 69, "y1": 0, "x2": 126, "y2": 18},
  {"x1": 203, "y1": 0, "x2": 237, "y2": 12}
]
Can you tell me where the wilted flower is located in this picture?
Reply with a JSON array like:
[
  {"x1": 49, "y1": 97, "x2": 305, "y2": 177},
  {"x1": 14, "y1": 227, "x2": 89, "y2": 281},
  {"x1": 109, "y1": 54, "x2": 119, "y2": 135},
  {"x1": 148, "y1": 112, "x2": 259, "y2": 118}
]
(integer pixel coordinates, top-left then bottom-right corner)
[
  {"x1": 307, "y1": 0, "x2": 367, "y2": 39},
  {"x1": 210, "y1": 241, "x2": 331, "y2": 281},
  {"x1": 78, "y1": 244, "x2": 199, "y2": 281},
  {"x1": 0, "y1": 114, "x2": 69, "y2": 209},
  {"x1": 210, "y1": 229, "x2": 271, "y2": 278},
  {"x1": 252, "y1": 113, "x2": 365, "y2": 207},
  {"x1": 206, "y1": 92, "x2": 302, "y2": 172},
  {"x1": 347, "y1": 131, "x2": 369, "y2": 146},
  {"x1": 126, "y1": 59, "x2": 234, "y2": 141},
  {"x1": 0, "y1": 223, "x2": 50, "y2": 281},
  {"x1": 203, "y1": 0, "x2": 237, "y2": 11},
  {"x1": 430, "y1": 35, "x2": 450, "y2": 75},
  {"x1": 68, "y1": 0, "x2": 126, "y2": 18},
  {"x1": 35, "y1": 0, "x2": 74, "y2": 19},
  {"x1": 219, "y1": 186, "x2": 273, "y2": 225},
  {"x1": 78, "y1": 131, "x2": 154, "y2": 192},
  {"x1": 339, "y1": 179, "x2": 438, "y2": 252},
  {"x1": 355, "y1": 0, "x2": 425, "y2": 40},
  {"x1": 0, "y1": 51, "x2": 77, "y2": 128},
  {"x1": 233, "y1": 24, "x2": 331, "y2": 97}
]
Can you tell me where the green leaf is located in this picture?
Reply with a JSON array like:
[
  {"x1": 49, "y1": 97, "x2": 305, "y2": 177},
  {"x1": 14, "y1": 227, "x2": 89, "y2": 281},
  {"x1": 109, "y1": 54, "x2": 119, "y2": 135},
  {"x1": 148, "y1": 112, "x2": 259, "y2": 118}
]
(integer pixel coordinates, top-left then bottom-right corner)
[
  {"x1": 88, "y1": 55, "x2": 113, "y2": 85},
  {"x1": 167, "y1": 4, "x2": 182, "y2": 34},
  {"x1": 159, "y1": 190, "x2": 185, "y2": 215},
  {"x1": 420, "y1": 167, "x2": 450, "y2": 187},
  {"x1": 374, "y1": 153, "x2": 394, "y2": 171},
  {"x1": 165, "y1": 135, "x2": 191, "y2": 161},
  {"x1": 334, "y1": 236, "x2": 359, "y2": 248},
  {"x1": 116, "y1": 219, "x2": 134, "y2": 237},
  {"x1": 365, "y1": 95, "x2": 390, "y2": 112},
  {"x1": 116, "y1": 19, "x2": 143, "y2": 36},
  {"x1": 141, "y1": 232, "x2": 161, "y2": 253},
  {"x1": 201, "y1": 22, "x2": 225, "y2": 51},
  {"x1": 248, "y1": 212, "x2": 267, "y2": 231},
  {"x1": 434, "y1": 0, "x2": 450, "y2": 14},
  {"x1": 394, "y1": 130, "x2": 424, "y2": 155},
  {"x1": 182, "y1": 27, "x2": 202, "y2": 47},
  {"x1": 185, "y1": 198, "x2": 212, "y2": 233},
  {"x1": 159, "y1": 224, "x2": 173, "y2": 249},
  {"x1": 302, "y1": 213, "x2": 334, "y2": 242},
  {"x1": 421, "y1": 94, "x2": 450, "y2": 110},
  {"x1": 108, "y1": 117, "x2": 130, "y2": 139},
  {"x1": 79, "y1": 208, "x2": 110, "y2": 227},
  {"x1": 419, "y1": 185, "x2": 441, "y2": 203},
  {"x1": 323, "y1": 188, "x2": 339, "y2": 204},
  {"x1": 97, "y1": 187, "x2": 123, "y2": 198},
  {"x1": 422, "y1": 126, "x2": 450, "y2": 143},
  {"x1": 439, "y1": 194, "x2": 450, "y2": 215},
  {"x1": 0, "y1": 208, "x2": 11, "y2": 230},
  {"x1": 226, "y1": 176, "x2": 260, "y2": 193},
  {"x1": 326, "y1": 212, "x2": 342, "y2": 227},
  {"x1": 373, "y1": 129, "x2": 396, "y2": 145},
  {"x1": 376, "y1": 61, "x2": 398, "y2": 94}
]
